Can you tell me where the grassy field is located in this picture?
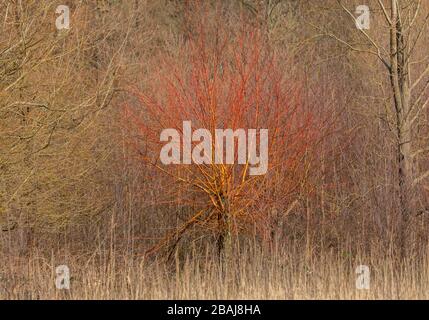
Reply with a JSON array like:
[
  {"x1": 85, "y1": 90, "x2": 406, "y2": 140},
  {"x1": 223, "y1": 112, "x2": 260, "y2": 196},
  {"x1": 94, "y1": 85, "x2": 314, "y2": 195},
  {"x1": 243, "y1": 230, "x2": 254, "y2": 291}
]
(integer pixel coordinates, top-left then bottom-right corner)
[{"x1": 1, "y1": 243, "x2": 428, "y2": 300}]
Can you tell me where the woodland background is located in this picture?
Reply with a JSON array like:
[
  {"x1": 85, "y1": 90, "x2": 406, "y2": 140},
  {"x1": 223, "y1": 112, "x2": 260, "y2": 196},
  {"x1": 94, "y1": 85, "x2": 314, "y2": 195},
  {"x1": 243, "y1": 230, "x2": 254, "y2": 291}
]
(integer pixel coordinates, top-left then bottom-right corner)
[{"x1": 1, "y1": 0, "x2": 429, "y2": 299}]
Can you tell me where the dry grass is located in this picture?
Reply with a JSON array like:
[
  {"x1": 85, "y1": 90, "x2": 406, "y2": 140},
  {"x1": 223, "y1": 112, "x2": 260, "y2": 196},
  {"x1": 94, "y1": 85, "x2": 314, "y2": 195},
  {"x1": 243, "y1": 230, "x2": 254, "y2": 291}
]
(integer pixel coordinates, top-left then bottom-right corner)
[{"x1": 1, "y1": 243, "x2": 429, "y2": 300}]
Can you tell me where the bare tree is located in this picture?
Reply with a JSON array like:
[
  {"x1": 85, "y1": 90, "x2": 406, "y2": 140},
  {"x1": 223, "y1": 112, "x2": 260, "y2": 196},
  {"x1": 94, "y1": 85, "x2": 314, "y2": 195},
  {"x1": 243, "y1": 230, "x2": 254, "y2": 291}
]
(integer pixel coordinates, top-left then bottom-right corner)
[{"x1": 316, "y1": 0, "x2": 429, "y2": 256}]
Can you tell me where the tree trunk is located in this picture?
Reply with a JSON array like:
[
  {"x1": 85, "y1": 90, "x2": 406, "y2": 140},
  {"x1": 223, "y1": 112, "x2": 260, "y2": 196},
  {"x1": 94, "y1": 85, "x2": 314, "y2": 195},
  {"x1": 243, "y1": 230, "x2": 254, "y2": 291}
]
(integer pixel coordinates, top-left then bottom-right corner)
[
  {"x1": 390, "y1": 0, "x2": 413, "y2": 258},
  {"x1": 217, "y1": 196, "x2": 232, "y2": 261}
]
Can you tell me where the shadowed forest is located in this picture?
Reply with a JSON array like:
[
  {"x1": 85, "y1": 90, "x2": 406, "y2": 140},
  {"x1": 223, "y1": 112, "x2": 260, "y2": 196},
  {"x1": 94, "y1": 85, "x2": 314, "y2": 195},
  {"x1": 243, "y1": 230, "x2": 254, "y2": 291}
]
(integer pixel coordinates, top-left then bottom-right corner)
[{"x1": 1, "y1": 0, "x2": 429, "y2": 299}]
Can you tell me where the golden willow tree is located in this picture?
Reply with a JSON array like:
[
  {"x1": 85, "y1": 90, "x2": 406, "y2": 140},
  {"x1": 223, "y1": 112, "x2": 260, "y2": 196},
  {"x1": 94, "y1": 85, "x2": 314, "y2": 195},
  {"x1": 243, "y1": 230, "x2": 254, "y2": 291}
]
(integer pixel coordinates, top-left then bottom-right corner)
[{"x1": 124, "y1": 7, "x2": 320, "y2": 259}]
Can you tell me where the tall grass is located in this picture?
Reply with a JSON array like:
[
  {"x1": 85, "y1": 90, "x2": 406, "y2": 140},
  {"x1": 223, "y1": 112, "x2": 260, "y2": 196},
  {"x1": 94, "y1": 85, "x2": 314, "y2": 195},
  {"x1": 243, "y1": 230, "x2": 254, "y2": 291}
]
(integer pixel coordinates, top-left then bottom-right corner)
[{"x1": 1, "y1": 241, "x2": 429, "y2": 299}]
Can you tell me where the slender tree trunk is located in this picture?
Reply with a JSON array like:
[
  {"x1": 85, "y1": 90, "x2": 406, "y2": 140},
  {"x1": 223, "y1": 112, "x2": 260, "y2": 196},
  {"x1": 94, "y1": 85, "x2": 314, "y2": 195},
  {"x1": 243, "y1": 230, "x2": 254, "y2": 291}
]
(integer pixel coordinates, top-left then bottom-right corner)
[
  {"x1": 390, "y1": 0, "x2": 413, "y2": 258},
  {"x1": 217, "y1": 197, "x2": 232, "y2": 261}
]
